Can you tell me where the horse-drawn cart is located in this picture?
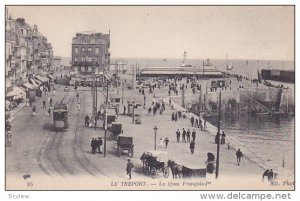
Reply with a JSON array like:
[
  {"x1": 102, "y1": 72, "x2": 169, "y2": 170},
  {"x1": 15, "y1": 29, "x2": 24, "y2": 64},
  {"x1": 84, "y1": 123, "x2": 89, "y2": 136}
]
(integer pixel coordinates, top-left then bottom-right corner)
[
  {"x1": 140, "y1": 150, "x2": 169, "y2": 179},
  {"x1": 117, "y1": 135, "x2": 134, "y2": 158}
]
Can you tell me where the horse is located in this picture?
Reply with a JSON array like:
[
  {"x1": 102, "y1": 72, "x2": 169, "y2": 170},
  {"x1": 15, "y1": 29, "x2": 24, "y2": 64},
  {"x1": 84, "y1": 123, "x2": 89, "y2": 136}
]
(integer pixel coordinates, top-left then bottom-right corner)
[{"x1": 167, "y1": 160, "x2": 183, "y2": 179}]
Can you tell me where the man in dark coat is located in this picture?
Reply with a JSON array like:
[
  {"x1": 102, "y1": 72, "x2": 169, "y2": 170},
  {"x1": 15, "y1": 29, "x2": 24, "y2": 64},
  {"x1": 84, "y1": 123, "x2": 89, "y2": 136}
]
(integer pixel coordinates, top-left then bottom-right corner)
[
  {"x1": 191, "y1": 116, "x2": 194, "y2": 127},
  {"x1": 43, "y1": 100, "x2": 46, "y2": 108},
  {"x1": 164, "y1": 137, "x2": 169, "y2": 149},
  {"x1": 190, "y1": 140, "x2": 195, "y2": 154},
  {"x1": 186, "y1": 129, "x2": 191, "y2": 142},
  {"x1": 176, "y1": 129, "x2": 180, "y2": 143},
  {"x1": 126, "y1": 159, "x2": 134, "y2": 180},
  {"x1": 192, "y1": 129, "x2": 196, "y2": 142},
  {"x1": 182, "y1": 128, "x2": 186, "y2": 142},
  {"x1": 236, "y1": 148, "x2": 243, "y2": 165},
  {"x1": 91, "y1": 138, "x2": 97, "y2": 154}
]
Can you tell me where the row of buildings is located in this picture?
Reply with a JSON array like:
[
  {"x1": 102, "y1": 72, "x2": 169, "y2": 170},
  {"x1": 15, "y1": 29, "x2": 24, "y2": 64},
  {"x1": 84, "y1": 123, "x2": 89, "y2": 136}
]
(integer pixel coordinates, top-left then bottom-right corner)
[{"x1": 5, "y1": 11, "x2": 57, "y2": 105}]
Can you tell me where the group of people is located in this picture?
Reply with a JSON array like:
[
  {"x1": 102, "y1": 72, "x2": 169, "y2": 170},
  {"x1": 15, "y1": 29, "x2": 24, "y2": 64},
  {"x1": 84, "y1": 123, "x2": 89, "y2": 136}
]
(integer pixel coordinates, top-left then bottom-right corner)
[
  {"x1": 175, "y1": 128, "x2": 197, "y2": 154},
  {"x1": 90, "y1": 137, "x2": 103, "y2": 154},
  {"x1": 147, "y1": 101, "x2": 165, "y2": 116},
  {"x1": 190, "y1": 115, "x2": 206, "y2": 131},
  {"x1": 85, "y1": 115, "x2": 95, "y2": 128},
  {"x1": 159, "y1": 137, "x2": 169, "y2": 149}
]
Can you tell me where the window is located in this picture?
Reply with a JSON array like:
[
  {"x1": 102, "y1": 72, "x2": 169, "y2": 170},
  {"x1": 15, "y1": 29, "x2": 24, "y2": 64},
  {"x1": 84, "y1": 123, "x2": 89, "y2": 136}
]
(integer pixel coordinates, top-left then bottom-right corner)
[
  {"x1": 81, "y1": 66, "x2": 85, "y2": 72},
  {"x1": 88, "y1": 47, "x2": 92, "y2": 52},
  {"x1": 81, "y1": 47, "x2": 85, "y2": 52},
  {"x1": 74, "y1": 57, "x2": 78, "y2": 62},
  {"x1": 81, "y1": 57, "x2": 85, "y2": 62},
  {"x1": 95, "y1": 48, "x2": 99, "y2": 54},
  {"x1": 74, "y1": 47, "x2": 78, "y2": 54}
]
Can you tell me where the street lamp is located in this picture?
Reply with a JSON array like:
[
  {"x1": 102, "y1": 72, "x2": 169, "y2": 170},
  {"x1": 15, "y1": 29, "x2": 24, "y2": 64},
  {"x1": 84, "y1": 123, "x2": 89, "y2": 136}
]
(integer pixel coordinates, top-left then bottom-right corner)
[
  {"x1": 215, "y1": 91, "x2": 222, "y2": 179},
  {"x1": 103, "y1": 81, "x2": 109, "y2": 158},
  {"x1": 153, "y1": 126, "x2": 158, "y2": 150}
]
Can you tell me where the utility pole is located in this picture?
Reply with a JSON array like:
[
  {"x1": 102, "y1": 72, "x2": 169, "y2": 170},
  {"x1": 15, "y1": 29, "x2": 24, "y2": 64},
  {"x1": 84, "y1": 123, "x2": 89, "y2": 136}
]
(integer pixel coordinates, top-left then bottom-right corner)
[
  {"x1": 215, "y1": 91, "x2": 222, "y2": 179},
  {"x1": 104, "y1": 83, "x2": 109, "y2": 158},
  {"x1": 182, "y1": 87, "x2": 185, "y2": 108},
  {"x1": 199, "y1": 84, "x2": 202, "y2": 116}
]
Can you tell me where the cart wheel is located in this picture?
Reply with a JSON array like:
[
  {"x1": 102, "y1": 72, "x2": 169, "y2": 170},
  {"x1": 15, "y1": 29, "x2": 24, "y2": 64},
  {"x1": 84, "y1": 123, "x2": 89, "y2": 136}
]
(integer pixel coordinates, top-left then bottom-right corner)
[
  {"x1": 163, "y1": 166, "x2": 169, "y2": 178},
  {"x1": 150, "y1": 167, "x2": 157, "y2": 179}
]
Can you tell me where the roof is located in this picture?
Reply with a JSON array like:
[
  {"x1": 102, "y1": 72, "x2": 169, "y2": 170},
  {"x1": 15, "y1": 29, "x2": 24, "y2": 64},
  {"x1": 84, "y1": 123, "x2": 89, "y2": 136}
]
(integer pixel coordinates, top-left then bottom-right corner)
[
  {"x1": 35, "y1": 75, "x2": 49, "y2": 83},
  {"x1": 22, "y1": 82, "x2": 36, "y2": 90},
  {"x1": 30, "y1": 79, "x2": 41, "y2": 87},
  {"x1": 6, "y1": 86, "x2": 25, "y2": 98},
  {"x1": 141, "y1": 70, "x2": 222, "y2": 76}
]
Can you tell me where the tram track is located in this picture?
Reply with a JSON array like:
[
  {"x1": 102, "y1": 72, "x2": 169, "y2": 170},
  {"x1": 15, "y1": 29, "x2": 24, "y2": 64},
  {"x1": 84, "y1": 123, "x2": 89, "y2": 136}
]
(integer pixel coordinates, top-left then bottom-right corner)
[
  {"x1": 72, "y1": 92, "x2": 109, "y2": 177},
  {"x1": 36, "y1": 90, "x2": 109, "y2": 177},
  {"x1": 36, "y1": 91, "x2": 74, "y2": 177}
]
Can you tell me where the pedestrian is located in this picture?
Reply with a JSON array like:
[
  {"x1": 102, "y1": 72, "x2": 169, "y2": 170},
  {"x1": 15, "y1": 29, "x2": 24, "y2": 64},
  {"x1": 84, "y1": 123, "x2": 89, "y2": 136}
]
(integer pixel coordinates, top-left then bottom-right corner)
[
  {"x1": 85, "y1": 115, "x2": 90, "y2": 127},
  {"x1": 221, "y1": 131, "x2": 226, "y2": 144},
  {"x1": 77, "y1": 102, "x2": 80, "y2": 110},
  {"x1": 159, "y1": 138, "x2": 164, "y2": 148},
  {"x1": 47, "y1": 108, "x2": 51, "y2": 117},
  {"x1": 176, "y1": 129, "x2": 180, "y2": 143},
  {"x1": 192, "y1": 129, "x2": 196, "y2": 142},
  {"x1": 190, "y1": 140, "x2": 195, "y2": 154},
  {"x1": 187, "y1": 129, "x2": 191, "y2": 142},
  {"x1": 148, "y1": 107, "x2": 152, "y2": 115},
  {"x1": 32, "y1": 106, "x2": 36, "y2": 116},
  {"x1": 50, "y1": 97, "x2": 53, "y2": 107},
  {"x1": 178, "y1": 111, "x2": 181, "y2": 119},
  {"x1": 168, "y1": 90, "x2": 171, "y2": 96},
  {"x1": 236, "y1": 148, "x2": 243, "y2": 166},
  {"x1": 126, "y1": 159, "x2": 134, "y2": 180},
  {"x1": 191, "y1": 116, "x2": 194, "y2": 127},
  {"x1": 42, "y1": 100, "x2": 46, "y2": 109},
  {"x1": 164, "y1": 137, "x2": 169, "y2": 149},
  {"x1": 91, "y1": 138, "x2": 97, "y2": 154},
  {"x1": 182, "y1": 128, "x2": 186, "y2": 142},
  {"x1": 97, "y1": 137, "x2": 103, "y2": 154},
  {"x1": 174, "y1": 112, "x2": 178, "y2": 122},
  {"x1": 171, "y1": 112, "x2": 175, "y2": 121},
  {"x1": 195, "y1": 118, "x2": 198, "y2": 128},
  {"x1": 204, "y1": 120, "x2": 207, "y2": 130},
  {"x1": 124, "y1": 105, "x2": 126, "y2": 115}
]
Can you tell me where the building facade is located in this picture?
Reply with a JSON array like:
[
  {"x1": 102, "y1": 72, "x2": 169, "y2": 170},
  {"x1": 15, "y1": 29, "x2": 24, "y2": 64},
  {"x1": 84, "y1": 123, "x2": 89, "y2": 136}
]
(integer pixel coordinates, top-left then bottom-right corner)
[
  {"x1": 71, "y1": 32, "x2": 110, "y2": 77},
  {"x1": 5, "y1": 14, "x2": 54, "y2": 89}
]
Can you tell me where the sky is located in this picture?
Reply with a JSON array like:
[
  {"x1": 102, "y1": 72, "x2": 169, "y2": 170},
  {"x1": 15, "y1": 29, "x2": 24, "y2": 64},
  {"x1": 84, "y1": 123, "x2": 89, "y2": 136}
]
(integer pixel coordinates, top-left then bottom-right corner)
[{"x1": 7, "y1": 6, "x2": 294, "y2": 60}]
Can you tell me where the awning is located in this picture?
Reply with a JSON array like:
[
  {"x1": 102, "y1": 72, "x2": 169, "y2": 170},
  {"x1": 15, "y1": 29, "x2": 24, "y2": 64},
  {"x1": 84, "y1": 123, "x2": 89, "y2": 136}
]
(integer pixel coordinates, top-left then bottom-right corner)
[
  {"x1": 22, "y1": 82, "x2": 36, "y2": 90},
  {"x1": 47, "y1": 74, "x2": 55, "y2": 80},
  {"x1": 6, "y1": 86, "x2": 25, "y2": 98},
  {"x1": 32, "y1": 79, "x2": 42, "y2": 86},
  {"x1": 35, "y1": 75, "x2": 49, "y2": 83},
  {"x1": 29, "y1": 79, "x2": 39, "y2": 88}
]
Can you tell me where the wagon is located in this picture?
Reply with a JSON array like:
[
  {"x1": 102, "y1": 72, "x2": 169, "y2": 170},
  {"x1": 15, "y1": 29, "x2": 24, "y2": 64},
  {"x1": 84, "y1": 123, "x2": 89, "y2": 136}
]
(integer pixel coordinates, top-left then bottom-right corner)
[
  {"x1": 140, "y1": 150, "x2": 169, "y2": 179},
  {"x1": 117, "y1": 135, "x2": 134, "y2": 158}
]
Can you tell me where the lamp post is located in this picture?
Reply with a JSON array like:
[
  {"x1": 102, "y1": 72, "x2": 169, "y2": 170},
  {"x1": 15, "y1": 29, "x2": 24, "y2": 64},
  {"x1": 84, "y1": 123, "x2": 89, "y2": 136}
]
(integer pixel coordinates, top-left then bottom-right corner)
[
  {"x1": 122, "y1": 82, "x2": 124, "y2": 105},
  {"x1": 153, "y1": 126, "x2": 158, "y2": 150},
  {"x1": 103, "y1": 82, "x2": 109, "y2": 158},
  {"x1": 215, "y1": 91, "x2": 222, "y2": 179}
]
